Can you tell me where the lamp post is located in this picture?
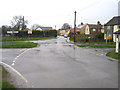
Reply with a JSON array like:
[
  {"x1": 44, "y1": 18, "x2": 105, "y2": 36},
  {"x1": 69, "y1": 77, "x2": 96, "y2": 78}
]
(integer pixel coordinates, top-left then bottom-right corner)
[{"x1": 74, "y1": 11, "x2": 77, "y2": 43}]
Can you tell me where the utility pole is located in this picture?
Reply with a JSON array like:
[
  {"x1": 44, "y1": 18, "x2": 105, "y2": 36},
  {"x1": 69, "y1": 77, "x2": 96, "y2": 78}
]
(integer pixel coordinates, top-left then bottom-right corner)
[
  {"x1": 74, "y1": 11, "x2": 77, "y2": 43},
  {"x1": 22, "y1": 16, "x2": 24, "y2": 30}
]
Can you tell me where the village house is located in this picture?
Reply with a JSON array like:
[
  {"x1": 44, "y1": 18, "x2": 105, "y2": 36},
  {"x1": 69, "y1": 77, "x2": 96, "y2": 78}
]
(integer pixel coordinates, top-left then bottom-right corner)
[
  {"x1": 77, "y1": 22, "x2": 104, "y2": 39},
  {"x1": 58, "y1": 29, "x2": 66, "y2": 36},
  {"x1": 104, "y1": 16, "x2": 120, "y2": 42},
  {"x1": 36, "y1": 26, "x2": 52, "y2": 31}
]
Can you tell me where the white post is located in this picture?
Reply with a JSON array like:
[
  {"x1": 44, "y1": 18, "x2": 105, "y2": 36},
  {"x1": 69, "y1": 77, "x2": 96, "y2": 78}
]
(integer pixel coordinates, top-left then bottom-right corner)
[{"x1": 116, "y1": 34, "x2": 119, "y2": 53}]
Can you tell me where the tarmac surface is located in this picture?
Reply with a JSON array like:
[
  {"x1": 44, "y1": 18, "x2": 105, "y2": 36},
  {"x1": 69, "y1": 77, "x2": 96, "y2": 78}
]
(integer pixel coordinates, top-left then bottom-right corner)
[{"x1": 1, "y1": 36, "x2": 118, "y2": 88}]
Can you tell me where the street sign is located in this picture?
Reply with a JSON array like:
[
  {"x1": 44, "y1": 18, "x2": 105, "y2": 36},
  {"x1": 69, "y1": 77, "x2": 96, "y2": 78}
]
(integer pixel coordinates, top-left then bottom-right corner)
[
  {"x1": 28, "y1": 28, "x2": 32, "y2": 34},
  {"x1": 7, "y1": 31, "x2": 18, "y2": 34}
]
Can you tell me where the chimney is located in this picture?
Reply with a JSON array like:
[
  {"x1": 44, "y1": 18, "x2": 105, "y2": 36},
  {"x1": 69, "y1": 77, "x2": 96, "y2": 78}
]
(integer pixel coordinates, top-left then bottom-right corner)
[
  {"x1": 81, "y1": 22, "x2": 84, "y2": 25},
  {"x1": 97, "y1": 21, "x2": 101, "y2": 25}
]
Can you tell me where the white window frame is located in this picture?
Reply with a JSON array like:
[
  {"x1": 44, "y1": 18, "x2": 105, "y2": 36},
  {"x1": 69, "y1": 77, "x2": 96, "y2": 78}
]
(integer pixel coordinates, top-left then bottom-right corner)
[{"x1": 92, "y1": 29, "x2": 96, "y2": 31}]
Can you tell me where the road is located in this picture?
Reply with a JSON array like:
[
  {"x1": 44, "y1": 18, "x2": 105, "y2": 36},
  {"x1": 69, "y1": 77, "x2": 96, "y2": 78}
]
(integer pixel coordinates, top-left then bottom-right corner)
[{"x1": 1, "y1": 36, "x2": 118, "y2": 88}]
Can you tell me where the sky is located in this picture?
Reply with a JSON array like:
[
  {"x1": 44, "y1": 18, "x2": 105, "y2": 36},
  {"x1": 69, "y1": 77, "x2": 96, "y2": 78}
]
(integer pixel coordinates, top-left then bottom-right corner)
[{"x1": 0, "y1": 0, "x2": 119, "y2": 30}]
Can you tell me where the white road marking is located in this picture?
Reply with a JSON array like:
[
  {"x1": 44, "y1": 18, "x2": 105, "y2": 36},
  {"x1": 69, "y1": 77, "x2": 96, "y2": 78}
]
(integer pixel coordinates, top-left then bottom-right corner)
[
  {"x1": 11, "y1": 63, "x2": 15, "y2": 66},
  {"x1": 11, "y1": 48, "x2": 31, "y2": 66},
  {"x1": 1, "y1": 62, "x2": 28, "y2": 83}
]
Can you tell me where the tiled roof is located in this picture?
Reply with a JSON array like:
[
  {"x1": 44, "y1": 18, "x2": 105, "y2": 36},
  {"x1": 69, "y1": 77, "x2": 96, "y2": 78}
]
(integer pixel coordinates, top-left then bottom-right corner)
[
  {"x1": 87, "y1": 24, "x2": 102, "y2": 29},
  {"x1": 105, "y1": 16, "x2": 120, "y2": 26}
]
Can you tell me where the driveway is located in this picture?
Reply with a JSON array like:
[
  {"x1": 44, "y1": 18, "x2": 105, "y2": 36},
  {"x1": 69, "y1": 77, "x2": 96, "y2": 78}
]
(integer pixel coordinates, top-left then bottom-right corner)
[{"x1": 1, "y1": 36, "x2": 118, "y2": 88}]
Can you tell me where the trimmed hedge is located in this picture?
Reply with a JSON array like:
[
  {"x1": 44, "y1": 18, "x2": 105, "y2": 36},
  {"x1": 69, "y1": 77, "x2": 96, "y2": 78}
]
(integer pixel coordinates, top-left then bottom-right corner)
[{"x1": 11, "y1": 30, "x2": 57, "y2": 38}]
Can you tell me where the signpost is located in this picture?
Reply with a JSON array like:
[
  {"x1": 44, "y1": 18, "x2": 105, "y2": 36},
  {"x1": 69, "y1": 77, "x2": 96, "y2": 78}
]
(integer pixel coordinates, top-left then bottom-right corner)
[
  {"x1": 7, "y1": 31, "x2": 19, "y2": 42},
  {"x1": 28, "y1": 28, "x2": 32, "y2": 34},
  {"x1": 28, "y1": 28, "x2": 32, "y2": 39},
  {"x1": 7, "y1": 31, "x2": 18, "y2": 34}
]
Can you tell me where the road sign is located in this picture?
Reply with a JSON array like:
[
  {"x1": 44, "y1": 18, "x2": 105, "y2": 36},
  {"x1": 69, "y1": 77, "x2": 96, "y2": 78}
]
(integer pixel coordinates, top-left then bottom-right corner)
[
  {"x1": 7, "y1": 31, "x2": 18, "y2": 34},
  {"x1": 28, "y1": 29, "x2": 32, "y2": 34}
]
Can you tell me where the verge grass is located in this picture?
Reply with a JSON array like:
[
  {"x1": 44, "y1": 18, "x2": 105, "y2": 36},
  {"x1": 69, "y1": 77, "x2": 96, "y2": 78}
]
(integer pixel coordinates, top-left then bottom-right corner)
[
  {"x1": 0, "y1": 42, "x2": 38, "y2": 48},
  {"x1": 0, "y1": 65, "x2": 15, "y2": 89},
  {"x1": 106, "y1": 49, "x2": 120, "y2": 60},
  {"x1": 78, "y1": 44, "x2": 115, "y2": 48}
]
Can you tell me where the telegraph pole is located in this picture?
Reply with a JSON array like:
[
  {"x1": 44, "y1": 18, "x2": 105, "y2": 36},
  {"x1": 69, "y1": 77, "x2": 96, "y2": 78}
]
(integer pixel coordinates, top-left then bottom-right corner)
[
  {"x1": 22, "y1": 16, "x2": 24, "y2": 30},
  {"x1": 74, "y1": 11, "x2": 77, "y2": 43}
]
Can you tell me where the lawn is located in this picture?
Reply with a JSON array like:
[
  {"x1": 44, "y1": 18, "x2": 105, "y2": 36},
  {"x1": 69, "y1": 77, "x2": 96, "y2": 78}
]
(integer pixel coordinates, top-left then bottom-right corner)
[
  {"x1": 78, "y1": 44, "x2": 116, "y2": 48},
  {"x1": 0, "y1": 42, "x2": 38, "y2": 48},
  {"x1": 106, "y1": 49, "x2": 120, "y2": 60}
]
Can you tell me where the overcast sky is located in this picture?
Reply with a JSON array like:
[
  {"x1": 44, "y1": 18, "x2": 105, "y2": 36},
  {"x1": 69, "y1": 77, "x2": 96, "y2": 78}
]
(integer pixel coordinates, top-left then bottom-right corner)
[{"x1": 0, "y1": 0, "x2": 119, "y2": 29}]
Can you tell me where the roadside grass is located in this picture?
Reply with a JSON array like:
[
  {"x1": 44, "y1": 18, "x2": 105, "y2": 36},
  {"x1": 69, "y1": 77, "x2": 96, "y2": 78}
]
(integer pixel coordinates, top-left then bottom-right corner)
[
  {"x1": 106, "y1": 49, "x2": 120, "y2": 60},
  {"x1": 2, "y1": 81, "x2": 16, "y2": 89},
  {"x1": 0, "y1": 42, "x2": 38, "y2": 48},
  {"x1": 2, "y1": 36, "x2": 56, "y2": 41},
  {"x1": 0, "y1": 65, "x2": 8, "y2": 74},
  {"x1": 0, "y1": 65, "x2": 15, "y2": 89},
  {"x1": 78, "y1": 44, "x2": 116, "y2": 48}
]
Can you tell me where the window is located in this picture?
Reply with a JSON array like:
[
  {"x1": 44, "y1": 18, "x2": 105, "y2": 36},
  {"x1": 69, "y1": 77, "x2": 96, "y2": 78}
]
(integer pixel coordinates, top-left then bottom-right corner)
[
  {"x1": 102, "y1": 25, "x2": 104, "y2": 29},
  {"x1": 108, "y1": 34, "x2": 112, "y2": 37},
  {"x1": 83, "y1": 28, "x2": 85, "y2": 31},
  {"x1": 93, "y1": 29, "x2": 96, "y2": 31},
  {"x1": 107, "y1": 26, "x2": 111, "y2": 30},
  {"x1": 98, "y1": 29, "x2": 101, "y2": 32},
  {"x1": 117, "y1": 25, "x2": 120, "y2": 29}
]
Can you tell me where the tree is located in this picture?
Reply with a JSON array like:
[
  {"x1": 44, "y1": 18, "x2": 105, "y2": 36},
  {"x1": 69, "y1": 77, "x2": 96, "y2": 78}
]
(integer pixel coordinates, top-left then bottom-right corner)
[
  {"x1": 96, "y1": 32, "x2": 104, "y2": 40},
  {"x1": 31, "y1": 24, "x2": 40, "y2": 30},
  {"x1": 1, "y1": 25, "x2": 11, "y2": 36},
  {"x1": 11, "y1": 16, "x2": 28, "y2": 30},
  {"x1": 62, "y1": 23, "x2": 71, "y2": 30}
]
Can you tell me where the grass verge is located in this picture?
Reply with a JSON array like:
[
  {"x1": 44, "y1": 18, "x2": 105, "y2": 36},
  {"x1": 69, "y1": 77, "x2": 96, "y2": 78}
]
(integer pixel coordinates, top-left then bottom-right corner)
[
  {"x1": 0, "y1": 42, "x2": 38, "y2": 48},
  {"x1": 0, "y1": 65, "x2": 8, "y2": 74},
  {"x1": 78, "y1": 44, "x2": 115, "y2": 48},
  {"x1": 106, "y1": 49, "x2": 120, "y2": 60},
  {"x1": 0, "y1": 65, "x2": 15, "y2": 89},
  {"x1": 2, "y1": 81, "x2": 16, "y2": 89}
]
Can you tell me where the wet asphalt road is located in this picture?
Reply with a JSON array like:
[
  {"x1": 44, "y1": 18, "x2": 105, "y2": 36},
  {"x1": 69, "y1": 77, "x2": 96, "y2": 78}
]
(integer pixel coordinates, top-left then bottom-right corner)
[{"x1": 1, "y1": 36, "x2": 118, "y2": 88}]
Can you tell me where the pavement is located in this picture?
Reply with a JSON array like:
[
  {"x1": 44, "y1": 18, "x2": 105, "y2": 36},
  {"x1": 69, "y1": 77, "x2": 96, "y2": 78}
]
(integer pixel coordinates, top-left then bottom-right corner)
[{"x1": 1, "y1": 36, "x2": 118, "y2": 88}]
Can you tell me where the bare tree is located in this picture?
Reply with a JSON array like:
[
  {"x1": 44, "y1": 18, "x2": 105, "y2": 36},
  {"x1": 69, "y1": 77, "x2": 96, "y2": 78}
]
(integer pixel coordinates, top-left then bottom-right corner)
[
  {"x1": 11, "y1": 16, "x2": 28, "y2": 30},
  {"x1": 2, "y1": 25, "x2": 10, "y2": 36},
  {"x1": 31, "y1": 24, "x2": 40, "y2": 30},
  {"x1": 62, "y1": 23, "x2": 71, "y2": 30}
]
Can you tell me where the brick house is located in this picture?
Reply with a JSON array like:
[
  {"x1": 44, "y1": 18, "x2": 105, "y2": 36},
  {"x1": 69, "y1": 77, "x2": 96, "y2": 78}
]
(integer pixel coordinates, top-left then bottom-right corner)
[{"x1": 77, "y1": 22, "x2": 103, "y2": 39}]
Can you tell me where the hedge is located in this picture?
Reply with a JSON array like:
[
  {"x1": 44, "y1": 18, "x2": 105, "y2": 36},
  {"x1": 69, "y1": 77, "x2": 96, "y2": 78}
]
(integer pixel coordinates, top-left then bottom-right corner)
[{"x1": 9, "y1": 30, "x2": 57, "y2": 38}]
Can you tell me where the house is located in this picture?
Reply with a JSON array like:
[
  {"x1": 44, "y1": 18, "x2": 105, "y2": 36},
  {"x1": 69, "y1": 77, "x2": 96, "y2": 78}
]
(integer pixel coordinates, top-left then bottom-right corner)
[
  {"x1": 104, "y1": 16, "x2": 120, "y2": 42},
  {"x1": 114, "y1": 30, "x2": 120, "y2": 41},
  {"x1": 58, "y1": 29, "x2": 66, "y2": 36},
  {"x1": 70, "y1": 27, "x2": 78, "y2": 33},
  {"x1": 77, "y1": 22, "x2": 103, "y2": 38},
  {"x1": 36, "y1": 26, "x2": 52, "y2": 31}
]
